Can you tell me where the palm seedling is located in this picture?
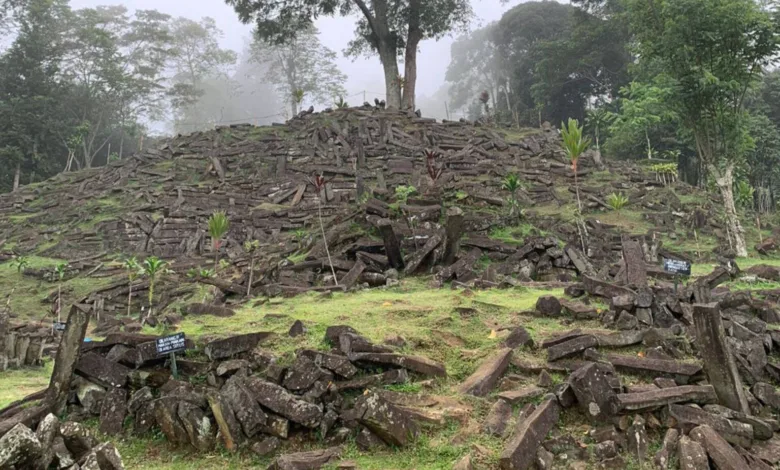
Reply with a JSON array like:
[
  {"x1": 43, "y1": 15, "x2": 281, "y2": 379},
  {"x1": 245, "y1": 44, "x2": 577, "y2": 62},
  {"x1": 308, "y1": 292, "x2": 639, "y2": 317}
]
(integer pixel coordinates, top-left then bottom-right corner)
[
  {"x1": 310, "y1": 174, "x2": 338, "y2": 286},
  {"x1": 335, "y1": 97, "x2": 349, "y2": 109},
  {"x1": 12, "y1": 255, "x2": 29, "y2": 274},
  {"x1": 606, "y1": 193, "x2": 629, "y2": 213},
  {"x1": 243, "y1": 239, "x2": 260, "y2": 297},
  {"x1": 123, "y1": 257, "x2": 140, "y2": 317},
  {"x1": 561, "y1": 118, "x2": 591, "y2": 252},
  {"x1": 141, "y1": 256, "x2": 168, "y2": 325},
  {"x1": 54, "y1": 262, "x2": 67, "y2": 322},
  {"x1": 735, "y1": 181, "x2": 755, "y2": 210},
  {"x1": 502, "y1": 173, "x2": 521, "y2": 218},
  {"x1": 208, "y1": 211, "x2": 230, "y2": 272}
]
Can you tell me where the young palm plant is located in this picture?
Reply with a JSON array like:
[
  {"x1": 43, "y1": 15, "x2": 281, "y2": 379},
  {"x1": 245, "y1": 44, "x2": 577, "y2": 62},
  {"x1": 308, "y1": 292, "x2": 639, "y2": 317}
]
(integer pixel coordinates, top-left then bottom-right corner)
[
  {"x1": 502, "y1": 173, "x2": 521, "y2": 219},
  {"x1": 54, "y1": 262, "x2": 67, "y2": 322},
  {"x1": 141, "y1": 256, "x2": 168, "y2": 325},
  {"x1": 561, "y1": 118, "x2": 592, "y2": 213},
  {"x1": 123, "y1": 257, "x2": 141, "y2": 317},
  {"x1": 244, "y1": 239, "x2": 260, "y2": 297},
  {"x1": 208, "y1": 211, "x2": 230, "y2": 272},
  {"x1": 335, "y1": 97, "x2": 349, "y2": 109},
  {"x1": 310, "y1": 174, "x2": 338, "y2": 286},
  {"x1": 606, "y1": 193, "x2": 629, "y2": 212},
  {"x1": 12, "y1": 255, "x2": 29, "y2": 274}
]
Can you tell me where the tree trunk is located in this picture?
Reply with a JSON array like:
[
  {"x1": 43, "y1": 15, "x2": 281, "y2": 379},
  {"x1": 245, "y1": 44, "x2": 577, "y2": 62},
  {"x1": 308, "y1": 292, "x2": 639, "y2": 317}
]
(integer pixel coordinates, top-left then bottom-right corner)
[
  {"x1": 710, "y1": 164, "x2": 748, "y2": 257},
  {"x1": 645, "y1": 129, "x2": 652, "y2": 159},
  {"x1": 119, "y1": 133, "x2": 124, "y2": 160},
  {"x1": 290, "y1": 101, "x2": 298, "y2": 117},
  {"x1": 380, "y1": 46, "x2": 402, "y2": 109},
  {"x1": 246, "y1": 256, "x2": 254, "y2": 297},
  {"x1": 127, "y1": 281, "x2": 132, "y2": 317},
  {"x1": 401, "y1": 3, "x2": 421, "y2": 112},
  {"x1": 12, "y1": 163, "x2": 20, "y2": 192}
]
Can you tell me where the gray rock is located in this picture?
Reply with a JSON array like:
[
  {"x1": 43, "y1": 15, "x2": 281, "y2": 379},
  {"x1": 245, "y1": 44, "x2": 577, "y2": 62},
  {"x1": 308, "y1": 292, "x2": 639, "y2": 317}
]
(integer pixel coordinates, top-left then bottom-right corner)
[
  {"x1": 251, "y1": 436, "x2": 281, "y2": 457},
  {"x1": 353, "y1": 392, "x2": 419, "y2": 447},
  {"x1": 268, "y1": 446, "x2": 342, "y2": 470},
  {"x1": 0, "y1": 423, "x2": 41, "y2": 469},
  {"x1": 244, "y1": 377, "x2": 323, "y2": 428},
  {"x1": 458, "y1": 348, "x2": 512, "y2": 396},
  {"x1": 60, "y1": 421, "x2": 97, "y2": 460}
]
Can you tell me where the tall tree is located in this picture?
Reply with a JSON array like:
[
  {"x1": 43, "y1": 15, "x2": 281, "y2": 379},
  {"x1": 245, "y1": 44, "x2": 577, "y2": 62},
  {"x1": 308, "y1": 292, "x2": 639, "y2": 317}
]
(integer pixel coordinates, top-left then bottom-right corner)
[
  {"x1": 250, "y1": 25, "x2": 346, "y2": 117},
  {"x1": 445, "y1": 24, "x2": 503, "y2": 117},
  {"x1": 168, "y1": 17, "x2": 237, "y2": 134},
  {"x1": 0, "y1": 0, "x2": 71, "y2": 191},
  {"x1": 626, "y1": 0, "x2": 780, "y2": 257},
  {"x1": 226, "y1": 0, "x2": 471, "y2": 110}
]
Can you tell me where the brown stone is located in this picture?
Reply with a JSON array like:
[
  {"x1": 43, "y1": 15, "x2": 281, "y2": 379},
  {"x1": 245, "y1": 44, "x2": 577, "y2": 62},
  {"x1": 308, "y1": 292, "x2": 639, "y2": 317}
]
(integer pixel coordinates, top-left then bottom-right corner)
[
  {"x1": 349, "y1": 352, "x2": 446, "y2": 377},
  {"x1": 568, "y1": 363, "x2": 619, "y2": 422},
  {"x1": 98, "y1": 388, "x2": 127, "y2": 436},
  {"x1": 690, "y1": 424, "x2": 747, "y2": 470},
  {"x1": 497, "y1": 386, "x2": 545, "y2": 405},
  {"x1": 678, "y1": 435, "x2": 709, "y2": 470},
  {"x1": 268, "y1": 446, "x2": 342, "y2": 470},
  {"x1": 669, "y1": 404, "x2": 753, "y2": 448},
  {"x1": 458, "y1": 348, "x2": 512, "y2": 396},
  {"x1": 353, "y1": 393, "x2": 418, "y2": 447},
  {"x1": 243, "y1": 377, "x2": 323, "y2": 428},
  {"x1": 616, "y1": 385, "x2": 717, "y2": 412},
  {"x1": 75, "y1": 352, "x2": 130, "y2": 389},
  {"x1": 483, "y1": 400, "x2": 512, "y2": 437},
  {"x1": 499, "y1": 399, "x2": 560, "y2": 470},
  {"x1": 546, "y1": 335, "x2": 598, "y2": 362},
  {"x1": 204, "y1": 332, "x2": 272, "y2": 360}
]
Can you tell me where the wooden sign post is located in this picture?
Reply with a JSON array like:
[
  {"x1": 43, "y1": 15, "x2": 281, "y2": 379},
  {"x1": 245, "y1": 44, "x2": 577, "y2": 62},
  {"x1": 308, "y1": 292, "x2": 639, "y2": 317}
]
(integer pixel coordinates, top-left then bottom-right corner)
[
  {"x1": 663, "y1": 258, "x2": 692, "y2": 294},
  {"x1": 156, "y1": 332, "x2": 186, "y2": 379}
]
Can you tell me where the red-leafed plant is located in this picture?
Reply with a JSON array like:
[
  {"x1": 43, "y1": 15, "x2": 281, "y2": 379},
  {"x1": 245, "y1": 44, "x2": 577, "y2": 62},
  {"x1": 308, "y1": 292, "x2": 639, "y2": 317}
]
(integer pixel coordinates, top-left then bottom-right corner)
[
  {"x1": 424, "y1": 149, "x2": 443, "y2": 188},
  {"x1": 308, "y1": 173, "x2": 338, "y2": 286}
]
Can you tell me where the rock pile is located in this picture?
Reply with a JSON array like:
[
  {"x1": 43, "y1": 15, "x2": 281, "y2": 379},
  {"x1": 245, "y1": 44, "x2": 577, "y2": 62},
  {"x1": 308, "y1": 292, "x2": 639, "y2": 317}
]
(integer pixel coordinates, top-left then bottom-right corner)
[
  {"x1": 0, "y1": 414, "x2": 124, "y2": 470},
  {"x1": 57, "y1": 325, "x2": 446, "y2": 464}
]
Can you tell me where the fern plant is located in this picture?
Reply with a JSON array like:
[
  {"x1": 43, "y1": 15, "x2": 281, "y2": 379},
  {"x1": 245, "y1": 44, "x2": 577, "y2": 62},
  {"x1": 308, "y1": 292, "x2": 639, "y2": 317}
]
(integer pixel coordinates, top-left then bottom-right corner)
[
  {"x1": 606, "y1": 192, "x2": 629, "y2": 212},
  {"x1": 208, "y1": 211, "x2": 229, "y2": 271}
]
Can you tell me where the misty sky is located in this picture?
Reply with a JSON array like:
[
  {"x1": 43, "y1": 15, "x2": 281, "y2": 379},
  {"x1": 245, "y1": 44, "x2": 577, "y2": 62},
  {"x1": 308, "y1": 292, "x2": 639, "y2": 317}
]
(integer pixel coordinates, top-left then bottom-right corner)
[{"x1": 70, "y1": 0, "x2": 521, "y2": 103}]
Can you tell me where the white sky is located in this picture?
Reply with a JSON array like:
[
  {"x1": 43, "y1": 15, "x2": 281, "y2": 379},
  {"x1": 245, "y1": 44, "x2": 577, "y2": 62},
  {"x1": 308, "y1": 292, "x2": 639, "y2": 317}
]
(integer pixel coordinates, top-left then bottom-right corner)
[{"x1": 70, "y1": 0, "x2": 523, "y2": 101}]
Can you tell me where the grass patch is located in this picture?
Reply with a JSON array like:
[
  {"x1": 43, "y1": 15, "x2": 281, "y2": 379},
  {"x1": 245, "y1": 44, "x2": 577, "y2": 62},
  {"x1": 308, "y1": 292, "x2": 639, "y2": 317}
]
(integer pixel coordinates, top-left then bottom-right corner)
[
  {"x1": 0, "y1": 361, "x2": 52, "y2": 408},
  {"x1": 489, "y1": 223, "x2": 546, "y2": 244}
]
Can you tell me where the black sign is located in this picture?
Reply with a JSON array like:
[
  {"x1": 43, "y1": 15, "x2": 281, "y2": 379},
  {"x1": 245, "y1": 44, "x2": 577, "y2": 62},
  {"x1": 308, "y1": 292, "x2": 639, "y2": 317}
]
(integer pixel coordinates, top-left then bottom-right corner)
[
  {"x1": 663, "y1": 258, "x2": 691, "y2": 276},
  {"x1": 156, "y1": 333, "x2": 186, "y2": 356},
  {"x1": 53, "y1": 322, "x2": 67, "y2": 332}
]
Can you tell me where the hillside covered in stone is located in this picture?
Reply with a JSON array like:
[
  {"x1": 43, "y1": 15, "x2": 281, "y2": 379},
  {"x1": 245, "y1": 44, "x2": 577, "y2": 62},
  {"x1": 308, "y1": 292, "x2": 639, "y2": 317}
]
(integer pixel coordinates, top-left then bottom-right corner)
[{"x1": 0, "y1": 105, "x2": 746, "y2": 307}]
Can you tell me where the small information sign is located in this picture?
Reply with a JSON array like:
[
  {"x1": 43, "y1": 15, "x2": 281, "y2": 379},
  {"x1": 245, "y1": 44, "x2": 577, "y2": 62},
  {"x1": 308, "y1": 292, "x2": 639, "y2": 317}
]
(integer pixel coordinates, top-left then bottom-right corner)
[
  {"x1": 663, "y1": 258, "x2": 691, "y2": 277},
  {"x1": 156, "y1": 333, "x2": 186, "y2": 356},
  {"x1": 53, "y1": 322, "x2": 67, "y2": 332}
]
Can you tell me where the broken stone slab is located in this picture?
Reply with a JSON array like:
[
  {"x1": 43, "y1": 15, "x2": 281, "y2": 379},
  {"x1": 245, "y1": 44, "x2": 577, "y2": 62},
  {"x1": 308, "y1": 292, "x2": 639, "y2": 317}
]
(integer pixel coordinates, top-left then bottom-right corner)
[
  {"x1": 670, "y1": 404, "x2": 753, "y2": 448},
  {"x1": 560, "y1": 299, "x2": 598, "y2": 320},
  {"x1": 547, "y1": 335, "x2": 598, "y2": 362},
  {"x1": 654, "y1": 428, "x2": 679, "y2": 470},
  {"x1": 540, "y1": 329, "x2": 584, "y2": 349},
  {"x1": 243, "y1": 377, "x2": 323, "y2": 428},
  {"x1": 627, "y1": 415, "x2": 648, "y2": 464},
  {"x1": 615, "y1": 385, "x2": 717, "y2": 412},
  {"x1": 75, "y1": 352, "x2": 131, "y2": 389},
  {"x1": 502, "y1": 327, "x2": 534, "y2": 349},
  {"x1": 204, "y1": 332, "x2": 272, "y2": 360},
  {"x1": 443, "y1": 207, "x2": 465, "y2": 267},
  {"x1": 621, "y1": 237, "x2": 647, "y2": 287},
  {"x1": 458, "y1": 348, "x2": 512, "y2": 396},
  {"x1": 678, "y1": 435, "x2": 709, "y2": 470},
  {"x1": 452, "y1": 454, "x2": 474, "y2": 470},
  {"x1": 604, "y1": 353, "x2": 702, "y2": 378},
  {"x1": 298, "y1": 349, "x2": 359, "y2": 379},
  {"x1": 60, "y1": 421, "x2": 97, "y2": 460},
  {"x1": 377, "y1": 219, "x2": 405, "y2": 270},
  {"x1": 497, "y1": 386, "x2": 546, "y2": 405},
  {"x1": 750, "y1": 434, "x2": 780, "y2": 464},
  {"x1": 404, "y1": 233, "x2": 442, "y2": 275},
  {"x1": 582, "y1": 275, "x2": 636, "y2": 299},
  {"x1": 690, "y1": 424, "x2": 747, "y2": 470},
  {"x1": 81, "y1": 442, "x2": 124, "y2": 470},
  {"x1": 184, "y1": 303, "x2": 235, "y2": 317},
  {"x1": 568, "y1": 363, "x2": 619, "y2": 422},
  {"x1": 349, "y1": 352, "x2": 446, "y2": 377},
  {"x1": 152, "y1": 397, "x2": 191, "y2": 447},
  {"x1": 594, "y1": 330, "x2": 645, "y2": 348},
  {"x1": 216, "y1": 359, "x2": 250, "y2": 377},
  {"x1": 535, "y1": 296, "x2": 561, "y2": 316},
  {"x1": 0, "y1": 423, "x2": 41, "y2": 469},
  {"x1": 703, "y1": 404, "x2": 774, "y2": 440},
  {"x1": 332, "y1": 369, "x2": 408, "y2": 392},
  {"x1": 206, "y1": 391, "x2": 244, "y2": 451},
  {"x1": 98, "y1": 388, "x2": 127, "y2": 436},
  {"x1": 751, "y1": 382, "x2": 780, "y2": 411},
  {"x1": 353, "y1": 392, "x2": 418, "y2": 447},
  {"x1": 267, "y1": 446, "x2": 342, "y2": 470},
  {"x1": 282, "y1": 355, "x2": 332, "y2": 391},
  {"x1": 177, "y1": 401, "x2": 216, "y2": 452},
  {"x1": 483, "y1": 399, "x2": 512, "y2": 437},
  {"x1": 499, "y1": 399, "x2": 560, "y2": 470},
  {"x1": 693, "y1": 302, "x2": 750, "y2": 414},
  {"x1": 251, "y1": 436, "x2": 281, "y2": 457},
  {"x1": 32, "y1": 413, "x2": 59, "y2": 470},
  {"x1": 339, "y1": 260, "x2": 366, "y2": 289},
  {"x1": 222, "y1": 376, "x2": 268, "y2": 438}
]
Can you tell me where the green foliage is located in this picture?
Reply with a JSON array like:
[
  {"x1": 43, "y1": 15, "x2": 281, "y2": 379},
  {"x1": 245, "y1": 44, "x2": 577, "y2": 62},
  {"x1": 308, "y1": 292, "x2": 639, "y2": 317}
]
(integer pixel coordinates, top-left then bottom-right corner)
[
  {"x1": 394, "y1": 185, "x2": 417, "y2": 205},
  {"x1": 243, "y1": 239, "x2": 260, "y2": 253},
  {"x1": 54, "y1": 262, "x2": 67, "y2": 281},
  {"x1": 649, "y1": 163, "x2": 677, "y2": 175},
  {"x1": 501, "y1": 173, "x2": 521, "y2": 194},
  {"x1": 11, "y1": 256, "x2": 29, "y2": 274},
  {"x1": 560, "y1": 118, "x2": 591, "y2": 168},
  {"x1": 292, "y1": 229, "x2": 308, "y2": 244},
  {"x1": 335, "y1": 96, "x2": 349, "y2": 109},
  {"x1": 735, "y1": 181, "x2": 755, "y2": 209},
  {"x1": 606, "y1": 192, "x2": 629, "y2": 212},
  {"x1": 455, "y1": 190, "x2": 469, "y2": 201},
  {"x1": 186, "y1": 268, "x2": 214, "y2": 279},
  {"x1": 124, "y1": 256, "x2": 140, "y2": 281},
  {"x1": 207, "y1": 211, "x2": 229, "y2": 249}
]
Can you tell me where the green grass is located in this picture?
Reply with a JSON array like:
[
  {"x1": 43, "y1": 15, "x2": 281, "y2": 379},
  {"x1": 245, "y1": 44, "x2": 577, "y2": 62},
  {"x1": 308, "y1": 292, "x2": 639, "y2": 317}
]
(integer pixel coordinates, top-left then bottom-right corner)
[
  {"x1": 489, "y1": 223, "x2": 546, "y2": 244},
  {"x1": 0, "y1": 361, "x2": 52, "y2": 408}
]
